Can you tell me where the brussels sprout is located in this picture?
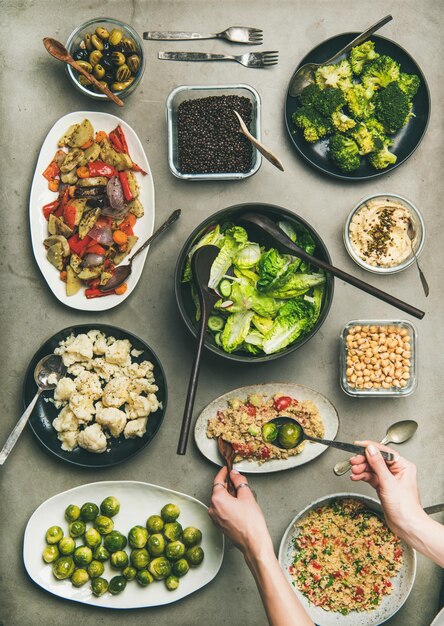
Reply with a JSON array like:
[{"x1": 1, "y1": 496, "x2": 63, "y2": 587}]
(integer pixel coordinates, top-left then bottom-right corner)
[
  {"x1": 73, "y1": 545, "x2": 93, "y2": 567},
  {"x1": 185, "y1": 546, "x2": 204, "y2": 567},
  {"x1": 93, "y1": 545, "x2": 110, "y2": 562},
  {"x1": 104, "y1": 530, "x2": 127, "y2": 552},
  {"x1": 59, "y1": 537, "x2": 76, "y2": 555},
  {"x1": 130, "y1": 548, "x2": 150, "y2": 570},
  {"x1": 80, "y1": 502, "x2": 99, "y2": 521},
  {"x1": 261, "y1": 422, "x2": 279, "y2": 443},
  {"x1": 95, "y1": 515, "x2": 114, "y2": 535},
  {"x1": 128, "y1": 525, "x2": 149, "y2": 549},
  {"x1": 165, "y1": 575, "x2": 180, "y2": 591},
  {"x1": 43, "y1": 544, "x2": 60, "y2": 563},
  {"x1": 65, "y1": 504, "x2": 81, "y2": 523},
  {"x1": 69, "y1": 520, "x2": 86, "y2": 538},
  {"x1": 122, "y1": 566, "x2": 137, "y2": 581},
  {"x1": 46, "y1": 526, "x2": 63, "y2": 545},
  {"x1": 165, "y1": 541, "x2": 186, "y2": 561},
  {"x1": 163, "y1": 522, "x2": 183, "y2": 542},
  {"x1": 148, "y1": 557, "x2": 171, "y2": 580},
  {"x1": 109, "y1": 575, "x2": 127, "y2": 595},
  {"x1": 100, "y1": 496, "x2": 120, "y2": 517},
  {"x1": 147, "y1": 533, "x2": 165, "y2": 556},
  {"x1": 84, "y1": 528, "x2": 102, "y2": 549},
  {"x1": 136, "y1": 569, "x2": 154, "y2": 586},
  {"x1": 71, "y1": 568, "x2": 90, "y2": 587},
  {"x1": 87, "y1": 560, "x2": 105, "y2": 578},
  {"x1": 53, "y1": 556, "x2": 75, "y2": 580},
  {"x1": 172, "y1": 558, "x2": 190, "y2": 577},
  {"x1": 111, "y1": 550, "x2": 129, "y2": 570},
  {"x1": 91, "y1": 576, "x2": 109, "y2": 597},
  {"x1": 146, "y1": 515, "x2": 164, "y2": 534},
  {"x1": 182, "y1": 527, "x2": 202, "y2": 547},
  {"x1": 161, "y1": 503, "x2": 180, "y2": 523},
  {"x1": 278, "y1": 422, "x2": 302, "y2": 449}
]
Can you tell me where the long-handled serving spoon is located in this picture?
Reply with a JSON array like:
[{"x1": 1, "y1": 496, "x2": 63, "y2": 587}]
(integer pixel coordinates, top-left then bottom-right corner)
[
  {"x1": 43, "y1": 37, "x2": 124, "y2": 107},
  {"x1": 233, "y1": 110, "x2": 284, "y2": 171},
  {"x1": 0, "y1": 355, "x2": 66, "y2": 465}
]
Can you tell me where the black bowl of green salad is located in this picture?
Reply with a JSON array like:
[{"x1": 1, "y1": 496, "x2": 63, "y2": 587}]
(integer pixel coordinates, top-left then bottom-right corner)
[{"x1": 174, "y1": 203, "x2": 334, "y2": 363}]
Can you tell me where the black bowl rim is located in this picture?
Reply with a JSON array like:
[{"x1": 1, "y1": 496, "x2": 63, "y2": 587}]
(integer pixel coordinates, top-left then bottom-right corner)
[
  {"x1": 284, "y1": 32, "x2": 431, "y2": 181},
  {"x1": 23, "y1": 323, "x2": 168, "y2": 468},
  {"x1": 174, "y1": 203, "x2": 334, "y2": 364}
]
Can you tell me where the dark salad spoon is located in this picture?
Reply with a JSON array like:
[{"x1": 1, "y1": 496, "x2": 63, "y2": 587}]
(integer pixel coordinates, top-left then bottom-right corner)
[{"x1": 264, "y1": 416, "x2": 395, "y2": 462}]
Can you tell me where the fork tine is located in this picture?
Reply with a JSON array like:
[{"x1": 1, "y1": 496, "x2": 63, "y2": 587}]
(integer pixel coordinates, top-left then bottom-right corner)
[
  {"x1": 262, "y1": 61, "x2": 279, "y2": 66},
  {"x1": 249, "y1": 35, "x2": 263, "y2": 41},
  {"x1": 248, "y1": 28, "x2": 263, "y2": 33}
]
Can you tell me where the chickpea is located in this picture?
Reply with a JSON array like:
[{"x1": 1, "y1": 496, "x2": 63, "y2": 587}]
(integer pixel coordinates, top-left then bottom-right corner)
[
  {"x1": 400, "y1": 380, "x2": 407, "y2": 387},
  {"x1": 346, "y1": 367, "x2": 353, "y2": 376},
  {"x1": 382, "y1": 381, "x2": 391, "y2": 389},
  {"x1": 356, "y1": 376, "x2": 364, "y2": 385},
  {"x1": 350, "y1": 374, "x2": 357, "y2": 383}
]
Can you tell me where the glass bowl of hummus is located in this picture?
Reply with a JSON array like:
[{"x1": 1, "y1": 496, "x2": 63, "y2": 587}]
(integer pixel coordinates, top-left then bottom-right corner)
[{"x1": 344, "y1": 194, "x2": 425, "y2": 274}]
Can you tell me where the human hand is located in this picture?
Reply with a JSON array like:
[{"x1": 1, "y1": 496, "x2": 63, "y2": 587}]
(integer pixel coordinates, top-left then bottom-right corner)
[
  {"x1": 350, "y1": 440, "x2": 424, "y2": 537},
  {"x1": 208, "y1": 467, "x2": 273, "y2": 559}
]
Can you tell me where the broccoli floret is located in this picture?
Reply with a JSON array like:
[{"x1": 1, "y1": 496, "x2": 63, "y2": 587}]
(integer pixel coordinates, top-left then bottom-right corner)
[
  {"x1": 361, "y1": 55, "x2": 400, "y2": 90},
  {"x1": 349, "y1": 40, "x2": 380, "y2": 75},
  {"x1": 345, "y1": 84, "x2": 375, "y2": 119},
  {"x1": 329, "y1": 134, "x2": 361, "y2": 172},
  {"x1": 368, "y1": 144, "x2": 397, "y2": 170},
  {"x1": 397, "y1": 72, "x2": 420, "y2": 99},
  {"x1": 374, "y1": 83, "x2": 412, "y2": 133},
  {"x1": 365, "y1": 118, "x2": 392, "y2": 147},
  {"x1": 315, "y1": 60, "x2": 353, "y2": 91},
  {"x1": 331, "y1": 111, "x2": 356, "y2": 132},
  {"x1": 292, "y1": 107, "x2": 331, "y2": 143},
  {"x1": 298, "y1": 83, "x2": 345, "y2": 116},
  {"x1": 348, "y1": 123, "x2": 378, "y2": 155}
]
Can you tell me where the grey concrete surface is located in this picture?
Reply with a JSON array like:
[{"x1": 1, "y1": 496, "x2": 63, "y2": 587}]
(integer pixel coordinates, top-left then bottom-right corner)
[{"x1": 0, "y1": 1, "x2": 443, "y2": 625}]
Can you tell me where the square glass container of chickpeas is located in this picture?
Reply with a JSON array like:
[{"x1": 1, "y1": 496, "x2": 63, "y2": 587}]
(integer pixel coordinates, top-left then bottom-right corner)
[{"x1": 340, "y1": 320, "x2": 417, "y2": 397}]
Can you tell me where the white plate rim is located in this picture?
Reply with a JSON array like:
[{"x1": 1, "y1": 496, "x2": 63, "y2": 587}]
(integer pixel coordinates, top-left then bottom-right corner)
[
  {"x1": 29, "y1": 111, "x2": 155, "y2": 311},
  {"x1": 194, "y1": 382, "x2": 340, "y2": 474},
  {"x1": 278, "y1": 492, "x2": 417, "y2": 626},
  {"x1": 23, "y1": 480, "x2": 224, "y2": 609}
]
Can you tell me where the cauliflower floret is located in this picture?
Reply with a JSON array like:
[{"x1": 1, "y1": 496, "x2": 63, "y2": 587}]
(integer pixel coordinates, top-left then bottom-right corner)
[
  {"x1": 69, "y1": 393, "x2": 96, "y2": 423},
  {"x1": 131, "y1": 348, "x2": 144, "y2": 357},
  {"x1": 54, "y1": 377, "x2": 76, "y2": 402},
  {"x1": 57, "y1": 334, "x2": 94, "y2": 366},
  {"x1": 67, "y1": 363, "x2": 86, "y2": 377},
  {"x1": 47, "y1": 373, "x2": 58, "y2": 386},
  {"x1": 124, "y1": 417, "x2": 148, "y2": 439},
  {"x1": 124, "y1": 360, "x2": 155, "y2": 380},
  {"x1": 102, "y1": 376, "x2": 130, "y2": 407},
  {"x1": 52, "y1": 405, "x2": 78, "y2": 432},
  {"x1": 91, "y1": 358, "x2": 121, "y2": 382},
  {"x1": 58, "y1": 430, "x2": 79, "y2": 451},
  {"x1": 95, "y1": 404, "x2": 127, "y2": 438},
  {"x1": 74, "y1": 371, "x2": 102, "y2": 400},
  {"x1": 126, "y1": 394, "x2": 151, "y2": 419},
  {"x1": 87, "y1": 330, "x2": 108, "y2": 356},
  {"x1": 128, "y1": 378, "x2": 159, "y2": 395},
  {"x1": 105, "y1": 339, "x2": 132, "y2": 366},
  {"x1": 78, "y1": 423, "x2": 107, "y2": 453}
]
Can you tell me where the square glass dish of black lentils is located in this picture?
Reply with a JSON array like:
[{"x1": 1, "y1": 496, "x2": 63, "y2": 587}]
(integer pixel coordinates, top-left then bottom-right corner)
[{"x1": 177, "y1": 95, "x2": 254, "y2": 174}]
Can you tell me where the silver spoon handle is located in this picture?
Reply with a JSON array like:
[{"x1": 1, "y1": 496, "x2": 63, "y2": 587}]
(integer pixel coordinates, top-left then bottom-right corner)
[
  {"x1": 130, "y1": 210, "x2": 181, "y2": 263},
  {"x1": 424, "y1": 503, "x2": 444, "y2": 515},
  {"x1": 0, "y1": 389, "x2": 42, "y2": 465},
  {"x1": 307, "y1": 435, "x2": 394, "y2": 462},
  {"x1": 323, "y1": 15, "x2": 393, "y2": 65},
  {"x1": 334, "y1": 435, "x2": 389, "y2": 475}
]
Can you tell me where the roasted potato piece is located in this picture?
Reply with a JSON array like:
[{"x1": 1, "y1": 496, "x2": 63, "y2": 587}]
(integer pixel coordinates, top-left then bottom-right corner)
[
  {"x1": 58, "y1": 123, "x2": 79, "y2": 147},
  {"x1": 69, "y1": 253, "x2": 83, "y2": 274},
  {"x1": 78, "y1": 208, "x2": 100, "y2": 239},
  {"x1": 126, "y1": 171, "x2": 139, "y2": 199},
  {"x1": 100, "y1": 271, "x2": 113, "y2": 286},
  {"x1": 77, "y1": 266, "x2": 103, "y2": 280},
  {"x1": 128, "y1": 198, "x2": 144, "y2": 218},
  {"x1": 100, "y1": 140, "x2": 133, "y2": 171},
  {"x1": 66, "y1": 266, "x2": 83, "y2": 296},
  {"x1": 84, "y1": 143, "x2": 101, "y2": 162},
  {"x1": 69, "y1": 119, "x2": 94, "y2": 148},
  {"x1": 60, "y1": 148, "x2": 85, "y2": 173},
  {"x1": 48, "y1": 214, "x2": 73, "y2": 238},
  {"x1": 77, "y1": 176, "x2": 108, "y2": 187},
  {"x1": 113, "y1": 235, "x2": 138, "y2": 265},
  {"x1": 61, "y1": 170, "x2": 78, "y2": 185}
]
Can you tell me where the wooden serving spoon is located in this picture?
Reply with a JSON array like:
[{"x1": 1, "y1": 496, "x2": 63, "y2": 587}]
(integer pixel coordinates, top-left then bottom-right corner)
[
  {"x1": 233, "y1": 110, "x2": 284, "y2": 171},
  {"x1": 43, "y1": 37, "x2": 124, "y2": 107}
]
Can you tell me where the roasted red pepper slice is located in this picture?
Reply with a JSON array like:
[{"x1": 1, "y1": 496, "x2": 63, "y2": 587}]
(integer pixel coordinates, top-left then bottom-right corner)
[
  {"x1": 68, "y1": 234, "x2": 92, "y2": 256},
  {"x1": 132, "y1": 161, "x2": 147, "y2": 175},
  {"x1": 63, "y1": 204, "x2": 78, "y2": 230},
  {"x1": 109, "y1": 126, "x2": 127, "y2": 153},
  {"x1": 86, "y1": 242, "x2": 106, "y2": 255},
  {"x1": 42, "y1": 200, "x2": 59, "y2": 220},
  {"x1": 43, "y1": 160, "x2": 60, "y2": 181},
  {"x1": 87, "y1": 160, "x2": 118, "y2": 178},
  {"x1": 118, "y1": 171, "x2": 134, "y2": 202},
  {"x1": 85, "y1": 288, "x2": 114, "y2": 299}
]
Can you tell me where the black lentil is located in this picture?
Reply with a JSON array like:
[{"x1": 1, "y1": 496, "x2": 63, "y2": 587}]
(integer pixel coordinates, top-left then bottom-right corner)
[{"x1": 177, "y1": 95, "x2": 253, "y2": 174}]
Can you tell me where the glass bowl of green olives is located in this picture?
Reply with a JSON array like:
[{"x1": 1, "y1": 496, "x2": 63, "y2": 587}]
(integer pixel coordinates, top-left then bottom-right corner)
[{"x1": 66, "y1": 17, "x2": 145, "y2": 100}]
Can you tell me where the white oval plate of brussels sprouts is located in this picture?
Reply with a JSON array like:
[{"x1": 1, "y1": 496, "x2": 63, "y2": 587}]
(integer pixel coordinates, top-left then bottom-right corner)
[
  {"x1": 194, "y1": 383, "x2": 339, "y2": 473},
  {"x1": 23, "y1": 481, "x2": 224, "y2": 608},
  {"x1": 29, "y1": 110, "x2": 155, "y2": 311}
]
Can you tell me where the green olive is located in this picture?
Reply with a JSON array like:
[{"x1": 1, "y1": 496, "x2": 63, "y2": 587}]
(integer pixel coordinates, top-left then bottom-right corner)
[
  {"x1": 89, "y1": 50, "x2": 103, "y2": 67},
  {"x1": 127, "y1": 54, "x2": 141, "y2": 74},
  {"x1": 93, "y1": 80, "x2": 108, "y2": 93},
  {"x1": 116, "y1": 64, "x2": 131, "y2": 82},
  {"x1": 78, "y1": 75, "x2": 93, "y2": 87},
  {"x1": 93, "y1": 64, "x2": 105, "y2": 80},
  {"x1": 95, "y1": 26, "x2": 109, "y2": 40},
  {"x1": 109, "y1": 29, "x2": 123, "y2": 46},
  {"x1": 76, "y1": 60, "x2": 93, "y2": 73},
  {"x1": 110, "y1": 78, "x2": 134, "y2": 92},
  {"x1": 91, "y1": 33, "x2": 104, "y2": 51},
  {"x1": 122, "y1": 37, "x2": 137, "y2": 53},
  {"x1": 84, "y1": 33, "x2": 93, "y2": 52},
  {"x1": 111, "y1": 51, "x2": 126, "y2": 66}
]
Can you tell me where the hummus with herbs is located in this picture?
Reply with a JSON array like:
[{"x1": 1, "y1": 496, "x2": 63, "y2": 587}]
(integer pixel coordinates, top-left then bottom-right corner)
[{"x1": 349, "y1": 199, "x2": 416, "y2": 268}]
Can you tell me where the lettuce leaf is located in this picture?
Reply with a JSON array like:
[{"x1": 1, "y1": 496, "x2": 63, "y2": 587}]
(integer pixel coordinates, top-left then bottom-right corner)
[
  {"x1": 268, "y1": 273, "x2": 325, "y2": 298},
  {"x1": 256, "y1": 249, "x2": 300, "y2": 293},
  {"x1": 220, "y1": 311, "x2": 254, "y2": 353},
  {"x1": 262, "y1": 314, "x2": 308, "y2": 354},
  {"x1": 234, "y1": 243, "x2": 261, "y2": 269},
  {"x1": 182, "y1": 225, "x2": 222, "y2": 283}
]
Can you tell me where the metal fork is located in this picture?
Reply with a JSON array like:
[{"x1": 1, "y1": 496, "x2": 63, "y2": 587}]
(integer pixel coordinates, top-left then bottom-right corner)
[
  {"x1": 158, "y1": 51, "x2": 279, "y2": 68},
  {"x1": 144, "y1": 26, "x2": 263, "y2": 45}
]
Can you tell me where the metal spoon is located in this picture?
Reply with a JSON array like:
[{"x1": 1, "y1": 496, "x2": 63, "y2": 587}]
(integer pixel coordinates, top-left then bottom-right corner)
[
  {"x1": 288, "y1": 15, "x2": 393, "y2": 97},
  {"x1": 408, "y1": 221, "x2": 429, "y2": 297},
  {"x1": 333, "y1": 419, "x2": 418, "y2": 476},
  {"x1": 265, "y1": 416, "x2": 395, "y2": 461},
  {"x1": 43, "y1": 37, "x2": 124, "y2": 107},
  {"x1": 217, "y1": 437, "x2": 237, "y2": 496},
  {"x1": 177, "y1": 245, "x2": 221, "y2": 455},
  {"x1": 0, "y1": 355, "x2": 66, "y2": 465},
  {"x1": 240, "y1": 212, "x2": 424, "y2": 319},
  {"x1": 101, "y1": 210, "x2": 181, "y2": 292},
  {"x1": 233, "y1": 110, "x2": 284, "y2": 171}
]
